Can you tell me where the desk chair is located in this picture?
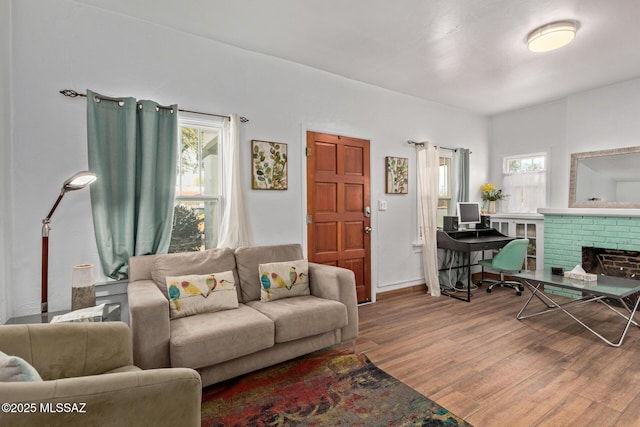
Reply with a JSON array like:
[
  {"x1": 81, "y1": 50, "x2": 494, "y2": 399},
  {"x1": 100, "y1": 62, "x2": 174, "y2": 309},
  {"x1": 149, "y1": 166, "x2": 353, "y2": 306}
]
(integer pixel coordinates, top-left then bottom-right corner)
[{"x1": 478, "y1": 238, "x2": 529, "y2": 296}]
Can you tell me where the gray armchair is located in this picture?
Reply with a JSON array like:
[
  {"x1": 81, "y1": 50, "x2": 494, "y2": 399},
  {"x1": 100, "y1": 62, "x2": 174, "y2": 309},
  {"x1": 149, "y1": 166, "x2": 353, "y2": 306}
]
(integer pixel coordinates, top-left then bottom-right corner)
[{"x1": 0, "y1": 322, "x2": 201, "y2": 427}]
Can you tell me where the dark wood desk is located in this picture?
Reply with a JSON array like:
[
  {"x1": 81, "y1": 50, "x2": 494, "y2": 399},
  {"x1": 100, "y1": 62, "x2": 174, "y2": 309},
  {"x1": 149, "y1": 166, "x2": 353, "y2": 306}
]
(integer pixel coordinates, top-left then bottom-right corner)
[{"x1": 437, "y1": 228, "x2": 514, "y2": 301}]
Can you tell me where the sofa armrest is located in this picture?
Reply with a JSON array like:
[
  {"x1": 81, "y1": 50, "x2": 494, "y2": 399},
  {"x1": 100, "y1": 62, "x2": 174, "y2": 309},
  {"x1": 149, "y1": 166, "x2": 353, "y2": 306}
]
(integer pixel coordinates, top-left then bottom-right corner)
[
  {"x1": 308, "y1": 263, "x2": 359, "y2": 342},
  {"x1": 128, "y1": 279, "x2": 171, "y2": 369},
  {"x1": 0, "y1": 368, "x2": 201, "y2": 427}
]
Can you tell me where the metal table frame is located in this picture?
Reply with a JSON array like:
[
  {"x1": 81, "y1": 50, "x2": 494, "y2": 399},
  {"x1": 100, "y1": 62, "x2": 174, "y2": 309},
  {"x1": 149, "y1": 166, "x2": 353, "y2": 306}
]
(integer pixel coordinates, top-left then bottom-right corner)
[
  {"x1": 440, "y1": 251, "x2": 475, "y2": 302},
  {"x1": 514, "y1": 270, "x2": 640, "y2": 347}
]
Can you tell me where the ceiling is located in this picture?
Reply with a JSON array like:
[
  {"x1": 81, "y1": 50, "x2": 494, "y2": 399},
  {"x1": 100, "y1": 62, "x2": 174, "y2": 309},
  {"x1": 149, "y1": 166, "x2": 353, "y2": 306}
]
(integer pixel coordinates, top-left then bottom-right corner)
[{"x1": 75, "y1": 0, "x2": 640, "y2": 115}]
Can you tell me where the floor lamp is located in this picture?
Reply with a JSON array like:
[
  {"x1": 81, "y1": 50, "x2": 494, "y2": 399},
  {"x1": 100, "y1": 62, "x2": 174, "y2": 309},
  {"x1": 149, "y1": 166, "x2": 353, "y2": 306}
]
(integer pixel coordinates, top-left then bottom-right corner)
[{"x1": 41, "y1": 171, "x2": 97, "y2": 322}]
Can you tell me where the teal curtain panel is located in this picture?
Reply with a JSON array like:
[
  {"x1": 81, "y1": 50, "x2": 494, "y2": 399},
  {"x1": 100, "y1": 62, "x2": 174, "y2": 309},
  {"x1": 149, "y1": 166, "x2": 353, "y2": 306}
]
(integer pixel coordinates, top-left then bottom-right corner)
[
  {"x1": 87, "y1": 90, "x2": 177, "y2": 279},
  {"x1": 455, "y1": 148, "x2": 470, "y2": 204}
]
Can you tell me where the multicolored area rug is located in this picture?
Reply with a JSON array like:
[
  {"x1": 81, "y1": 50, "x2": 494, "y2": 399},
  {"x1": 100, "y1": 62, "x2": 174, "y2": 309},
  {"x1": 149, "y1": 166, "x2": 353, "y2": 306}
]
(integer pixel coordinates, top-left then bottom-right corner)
[{"x1": 201, "y1": 348, "x2": 472, "y2": 426}]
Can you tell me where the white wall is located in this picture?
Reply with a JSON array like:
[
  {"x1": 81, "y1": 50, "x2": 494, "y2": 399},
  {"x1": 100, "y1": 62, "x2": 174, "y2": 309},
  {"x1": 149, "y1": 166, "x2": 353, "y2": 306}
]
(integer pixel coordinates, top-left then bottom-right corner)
[
  {"x1": 567, "y1": 79, "x2": 640, "y2": 153},
  {"x1": 6, "y1": 0, "x2": 489, "y2": 316},
  {"x1": 489, "y1": 77, "x2": 640, "y2": 209},
  {"x1": 1, "y1": 0, "x2": 12, "y2": 324},
  {"x1": 489, "y1": 99, "x2": 567, "y2": 208}
]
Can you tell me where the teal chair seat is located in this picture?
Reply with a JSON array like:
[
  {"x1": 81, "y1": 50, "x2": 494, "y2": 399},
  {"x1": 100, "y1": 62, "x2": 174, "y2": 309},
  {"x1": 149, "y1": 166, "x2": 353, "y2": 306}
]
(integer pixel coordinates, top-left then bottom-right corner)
[{"x1": 478, "y1": 238, "x2": 529, "y2": 296}]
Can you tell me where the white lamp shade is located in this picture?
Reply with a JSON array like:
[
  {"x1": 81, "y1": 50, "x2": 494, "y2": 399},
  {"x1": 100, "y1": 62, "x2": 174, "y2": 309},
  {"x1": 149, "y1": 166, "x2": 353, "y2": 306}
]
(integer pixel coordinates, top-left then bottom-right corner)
[
  {"x1": 63, "y1": 171, "x2": 97, "y2": 191},
  {"x1": 527, "y1": 21, "x2": 577, "y2": 53}
]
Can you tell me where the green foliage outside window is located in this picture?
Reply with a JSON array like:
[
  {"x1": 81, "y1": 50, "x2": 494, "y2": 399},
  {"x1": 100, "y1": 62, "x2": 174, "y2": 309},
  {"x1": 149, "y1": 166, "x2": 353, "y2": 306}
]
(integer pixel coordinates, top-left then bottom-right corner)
[
  {"x1": 506, "y1": 156, "x2": 545, "y2": 173},
  {"x1": 168, "y1": 204, "x2": 203, "y2": 253},
  {"x1": 180, "y1": 127, "x2": 199, "y2": 174}
]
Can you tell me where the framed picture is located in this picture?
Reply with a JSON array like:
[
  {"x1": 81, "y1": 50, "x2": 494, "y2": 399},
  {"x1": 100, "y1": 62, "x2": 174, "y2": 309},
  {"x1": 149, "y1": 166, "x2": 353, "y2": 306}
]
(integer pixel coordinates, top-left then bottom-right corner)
[
  {"x1": 251, "y1": 140, "x2": 288, "y2": 190},
  {"x1": 385, "y1": 156, "x2": 408, "y2": 194}
]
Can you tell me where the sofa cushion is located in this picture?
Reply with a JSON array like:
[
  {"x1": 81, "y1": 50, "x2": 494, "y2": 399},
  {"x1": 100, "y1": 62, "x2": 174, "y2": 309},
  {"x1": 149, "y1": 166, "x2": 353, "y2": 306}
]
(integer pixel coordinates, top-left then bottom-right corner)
[
  {"x1": 166, "y1": 271, "x2": 239, "y2": 319},
  {"x1": 169, "y1": 304, "x2": 274, "y2": 369},
  {"x1": 259, "y1": 259, "x2": 310, "y2": 302},
  {"x1": 151, "y1": 248, "x2": 242, "y2": 302},
  {"x1": 235, "y1": 244, "x2": 304, "y2": 302},
  {"x1": 0, "y1": 351, "x2": 43, "y2": 382},
  {"x1": 246, "y1": 295, "x2": 348, "y2": 343}
]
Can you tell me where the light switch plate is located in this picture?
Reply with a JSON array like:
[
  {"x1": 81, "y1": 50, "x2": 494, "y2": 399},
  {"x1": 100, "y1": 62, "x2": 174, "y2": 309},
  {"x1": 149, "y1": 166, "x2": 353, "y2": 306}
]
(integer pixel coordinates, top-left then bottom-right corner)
[{"x1": 378, "y1": 200, "x2": 387, "y2": 211}]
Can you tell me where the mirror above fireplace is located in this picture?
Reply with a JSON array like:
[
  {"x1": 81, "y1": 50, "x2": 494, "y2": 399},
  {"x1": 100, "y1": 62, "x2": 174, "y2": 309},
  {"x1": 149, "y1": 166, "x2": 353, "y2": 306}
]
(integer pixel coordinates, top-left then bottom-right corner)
[{"x1": 569, "y1": 146, "x2": 640, "y2": 209}]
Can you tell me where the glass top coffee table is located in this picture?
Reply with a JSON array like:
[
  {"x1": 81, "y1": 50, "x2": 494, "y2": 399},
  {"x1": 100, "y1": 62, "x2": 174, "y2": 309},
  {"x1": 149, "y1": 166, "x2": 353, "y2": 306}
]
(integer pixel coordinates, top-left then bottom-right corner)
[
  {"x1": 514, "y1": 270, "x2": 640, "y2": 347},
  {"x1": 5, "y1": 303, "x2": 121, "y2": 325}
]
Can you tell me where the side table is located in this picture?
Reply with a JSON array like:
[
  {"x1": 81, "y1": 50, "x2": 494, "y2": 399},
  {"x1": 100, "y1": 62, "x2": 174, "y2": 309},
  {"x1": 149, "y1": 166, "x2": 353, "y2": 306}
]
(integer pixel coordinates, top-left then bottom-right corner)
[{"x1": 4, "y1": 303, "x2": 121, "y2": 325}]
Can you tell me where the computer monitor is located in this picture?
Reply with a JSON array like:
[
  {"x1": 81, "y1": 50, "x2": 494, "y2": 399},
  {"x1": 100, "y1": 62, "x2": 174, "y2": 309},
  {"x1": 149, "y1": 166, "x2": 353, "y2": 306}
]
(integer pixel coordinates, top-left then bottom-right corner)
[{"x1": 457, "y1": 202, "x2": 481, "y2": 228}]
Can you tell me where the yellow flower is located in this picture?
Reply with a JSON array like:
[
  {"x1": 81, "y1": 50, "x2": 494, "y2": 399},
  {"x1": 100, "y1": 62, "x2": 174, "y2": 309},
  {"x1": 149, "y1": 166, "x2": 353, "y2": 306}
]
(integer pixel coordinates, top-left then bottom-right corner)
[
  {"x1": 481, "y1": 183, "x2": 506, "y2": 201},
  {"x1": 481, "y1": 183, "x2": 496, "y2": 193}
]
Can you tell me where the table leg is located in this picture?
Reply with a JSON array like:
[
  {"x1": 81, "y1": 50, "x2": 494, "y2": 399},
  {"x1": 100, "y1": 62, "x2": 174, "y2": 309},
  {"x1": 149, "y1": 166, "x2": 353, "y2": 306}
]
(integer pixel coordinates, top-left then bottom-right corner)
[
  {"x1": 440, "y1": 252, "x2": 472, "y2": 302},
  {"x1": 517, "y1": 279, "x2": 640, "y2": 347},
  {"x1": 466, "y1": 251, "x2": 471, "y2": 302},
  {"x1": 596, "y1": 299, "x2": 640, "y2": 327}
]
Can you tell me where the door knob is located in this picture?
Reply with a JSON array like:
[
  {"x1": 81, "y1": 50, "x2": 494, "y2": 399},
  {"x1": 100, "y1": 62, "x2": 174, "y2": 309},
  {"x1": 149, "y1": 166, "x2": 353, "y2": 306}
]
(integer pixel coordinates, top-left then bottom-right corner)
[{"x1": 364, "y1": 226, "x2": 372, "y2": 234}]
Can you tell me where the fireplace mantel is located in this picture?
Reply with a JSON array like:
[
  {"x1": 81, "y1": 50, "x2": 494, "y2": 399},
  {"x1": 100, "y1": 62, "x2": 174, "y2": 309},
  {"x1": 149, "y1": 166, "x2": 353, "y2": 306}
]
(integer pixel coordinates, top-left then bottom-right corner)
[{"x1": 538, "y1": 208, "x2": 640, "y2": 217}]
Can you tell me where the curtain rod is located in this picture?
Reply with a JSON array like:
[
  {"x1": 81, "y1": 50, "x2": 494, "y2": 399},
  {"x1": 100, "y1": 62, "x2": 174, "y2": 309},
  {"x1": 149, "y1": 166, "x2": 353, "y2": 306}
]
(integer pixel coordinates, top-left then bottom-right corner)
[
  {"x1": 407, "y1": 140, "x2": 472, "y2": 153},
  {"x1": 59, "y1": 89, "x2": 249, "y2": 123}
]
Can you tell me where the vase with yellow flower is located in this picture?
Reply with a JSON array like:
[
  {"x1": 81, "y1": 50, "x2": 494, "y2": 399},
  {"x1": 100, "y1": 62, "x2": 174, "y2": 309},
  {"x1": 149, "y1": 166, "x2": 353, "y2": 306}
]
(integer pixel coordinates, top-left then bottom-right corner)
[{"x1": 481, "y1": 183, "x2": 506, "y2": 214}]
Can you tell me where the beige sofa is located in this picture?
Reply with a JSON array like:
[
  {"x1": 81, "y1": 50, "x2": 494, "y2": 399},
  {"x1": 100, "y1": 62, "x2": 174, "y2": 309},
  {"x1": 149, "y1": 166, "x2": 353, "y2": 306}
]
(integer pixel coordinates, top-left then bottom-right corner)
[
  {"x1": 128, "y1": 243, "x2": 358, "y2": 387},
  {"x1": 0, "y1": 322, "x2": 201, "y2": 427}
]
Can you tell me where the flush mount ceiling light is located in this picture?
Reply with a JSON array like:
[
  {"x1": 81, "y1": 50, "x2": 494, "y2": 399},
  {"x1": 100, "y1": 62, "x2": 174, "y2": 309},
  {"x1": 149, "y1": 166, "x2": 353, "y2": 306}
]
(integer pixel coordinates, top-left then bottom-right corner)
[{"x1": 527, "y1": 21, "x2": 578, "y2": 52}]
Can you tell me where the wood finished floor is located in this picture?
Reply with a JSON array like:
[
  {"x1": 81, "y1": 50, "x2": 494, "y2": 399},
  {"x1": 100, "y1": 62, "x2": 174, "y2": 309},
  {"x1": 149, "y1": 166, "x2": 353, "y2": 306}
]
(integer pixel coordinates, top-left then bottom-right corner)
[{"x1": 354, "y1": 287, "x2": 640, "y2": 427}]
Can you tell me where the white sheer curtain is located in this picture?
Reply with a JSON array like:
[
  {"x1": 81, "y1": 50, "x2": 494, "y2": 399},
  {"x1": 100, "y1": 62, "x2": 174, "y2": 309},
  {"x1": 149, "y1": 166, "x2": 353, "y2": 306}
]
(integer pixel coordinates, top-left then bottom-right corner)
[
  {"x1": 417, "y1": 143, "x2": 441, "y2": 297},
  {"x1": 217, "y1": 114, "x2": 253, "y2": 248},
  {"x1": 502, "y1": 171, "x2": 546, "y2": 213}
]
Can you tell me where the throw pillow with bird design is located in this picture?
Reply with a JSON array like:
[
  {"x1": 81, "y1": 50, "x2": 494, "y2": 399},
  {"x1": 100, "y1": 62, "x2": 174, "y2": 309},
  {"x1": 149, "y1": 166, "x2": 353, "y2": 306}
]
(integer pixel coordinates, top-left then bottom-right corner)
[
  {"x1": 165, "y1": 270, "x2": 238, "y2": 319},
  {"x1": 258, "y1": 260, "x2": 310, "y2": 302}
]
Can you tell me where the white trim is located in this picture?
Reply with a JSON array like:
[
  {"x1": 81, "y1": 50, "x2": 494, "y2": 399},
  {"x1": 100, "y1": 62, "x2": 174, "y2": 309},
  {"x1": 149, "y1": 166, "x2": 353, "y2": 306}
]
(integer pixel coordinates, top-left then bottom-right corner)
[
  {"x1": 175, "y1": 195, "x2": 221, "y2": 201},
  {"x1": 490, "y1": 212, "x2": 543, "y2": 220},
  {"x1": 538, "y1": 208, "x2": 640, "y2": 217},
  {"x1": 300, "y1": 125, "x2": 309, "y2": 259},
  {"x1": 178, "y1": 112, "x2": 225, "y2": 128},
  {"x1": 377, "y1": 277, "x2": 425, "y2": 290}
]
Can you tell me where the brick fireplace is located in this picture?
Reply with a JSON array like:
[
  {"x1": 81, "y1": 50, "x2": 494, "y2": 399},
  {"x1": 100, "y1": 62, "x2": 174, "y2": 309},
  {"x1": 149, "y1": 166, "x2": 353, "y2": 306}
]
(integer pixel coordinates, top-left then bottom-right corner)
[
  {"x1": 541, "y1": 209, "x2": 640, "y2": 297},
  {"x1": 582, "y1": 247, "x2": 640, "y2": 280}
]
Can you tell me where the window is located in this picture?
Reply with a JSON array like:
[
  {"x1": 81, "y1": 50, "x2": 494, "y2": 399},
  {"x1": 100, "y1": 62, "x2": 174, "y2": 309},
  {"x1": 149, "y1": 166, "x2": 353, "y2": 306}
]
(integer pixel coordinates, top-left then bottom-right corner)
[
  {"x1": 418, "y1": 154, "x2": 452, "y2": 240},
  {"x1": 502, "y1": 152, "x2": 546, "y2": 213},
  {"x1": 438, "y1": 156, "x2": 452, "y2": 210},
  {"x1": 168, "y1": 116, "x2": 224, "y2": 253},
  {"x1": 504, "y1": 154, "x2": 545, "y2": 174}
]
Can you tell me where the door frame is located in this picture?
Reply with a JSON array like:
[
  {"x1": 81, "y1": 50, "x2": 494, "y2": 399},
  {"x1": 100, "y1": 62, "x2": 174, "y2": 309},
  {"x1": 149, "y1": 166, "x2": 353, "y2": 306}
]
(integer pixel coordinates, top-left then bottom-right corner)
[{"x1": 300, "y1": 126, "x2": 375, "y2": 303}]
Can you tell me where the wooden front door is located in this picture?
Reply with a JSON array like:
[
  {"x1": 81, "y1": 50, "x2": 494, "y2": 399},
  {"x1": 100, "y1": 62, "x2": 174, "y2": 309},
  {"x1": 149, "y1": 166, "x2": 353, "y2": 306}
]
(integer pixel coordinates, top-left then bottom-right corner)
[{"x1": 306, "y1": 132, "x2": 371, "y2": 303}]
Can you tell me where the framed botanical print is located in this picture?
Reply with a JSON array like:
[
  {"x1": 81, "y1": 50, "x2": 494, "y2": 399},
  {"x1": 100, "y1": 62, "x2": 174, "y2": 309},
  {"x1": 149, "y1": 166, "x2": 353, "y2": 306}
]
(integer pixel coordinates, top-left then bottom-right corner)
[
  {"x1": 385, "y1": 156, "x2": 408, "y2": 194},
  {"x1": 251, "y1": 140, "x2": 288, "y2": 190}
]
